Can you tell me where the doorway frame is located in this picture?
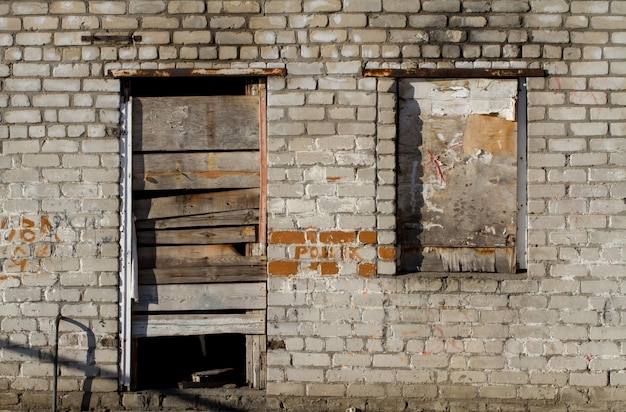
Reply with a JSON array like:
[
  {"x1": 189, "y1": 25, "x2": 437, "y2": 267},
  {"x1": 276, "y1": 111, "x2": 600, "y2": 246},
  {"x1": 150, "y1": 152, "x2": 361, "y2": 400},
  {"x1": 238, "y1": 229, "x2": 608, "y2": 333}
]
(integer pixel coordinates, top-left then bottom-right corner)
[{"x1": 113, "y1": 68, "x2": 285, "y2": 390}]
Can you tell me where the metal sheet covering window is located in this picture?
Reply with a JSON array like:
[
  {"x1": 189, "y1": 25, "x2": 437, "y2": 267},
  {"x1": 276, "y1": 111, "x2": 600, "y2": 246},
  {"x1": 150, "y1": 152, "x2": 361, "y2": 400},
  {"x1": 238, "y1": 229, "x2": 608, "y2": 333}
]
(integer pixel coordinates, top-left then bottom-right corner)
[{"x1": 397, "y1": 78, "x2": 521, "y2": 274}]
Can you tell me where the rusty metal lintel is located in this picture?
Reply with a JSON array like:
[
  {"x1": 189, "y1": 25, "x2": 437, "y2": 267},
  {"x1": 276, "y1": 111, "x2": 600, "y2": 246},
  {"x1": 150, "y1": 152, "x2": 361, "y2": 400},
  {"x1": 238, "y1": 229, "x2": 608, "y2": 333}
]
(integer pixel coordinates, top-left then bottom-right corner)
[
  {"x1": 82, "y1": 34, "x2": 142, "y2": 43},
  {"x1": 363, "y1": 68, "x2": 547, "y2": 78},
  {"x1": 107, "y1": 68, "x2": 287, "y2": 78}
]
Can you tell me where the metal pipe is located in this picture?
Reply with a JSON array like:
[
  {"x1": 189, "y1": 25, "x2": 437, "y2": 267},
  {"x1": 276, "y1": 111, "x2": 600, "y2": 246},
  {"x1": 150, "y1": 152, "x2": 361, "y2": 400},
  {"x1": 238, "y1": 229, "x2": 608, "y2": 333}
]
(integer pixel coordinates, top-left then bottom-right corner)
[{"x1": 52, "y1": 314, "x2": 64, "y2": 412}]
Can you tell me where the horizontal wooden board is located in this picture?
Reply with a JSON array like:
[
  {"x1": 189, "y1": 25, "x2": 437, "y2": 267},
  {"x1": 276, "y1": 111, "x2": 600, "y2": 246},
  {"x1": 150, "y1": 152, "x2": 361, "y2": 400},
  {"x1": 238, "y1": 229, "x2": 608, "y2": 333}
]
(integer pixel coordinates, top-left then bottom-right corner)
[
  {"x1": 134, "y1": 171, "x2": 260, "y2": 191},
  {"x1": 400, "y1": 246, "x2": 515, "y2": 273},
  {"x1": 137, "y1": 226, "x2": 256, "y2": 245},
  {"x1": 133, "y1": 188, "x2": 260, "y2": 220},
  {"x1": 133, "y1": 152, "x2": 260, "y2": 191},
  {"x1": 132, "y1": 312, "x2": 266, "y2": 338},
  {"x1": 134, "y1": 282, "x2": 267, "y2": 312},
  {"x1": 138, "y1": 244, "x2": 264, "y2": 268},
  {"x1": 132, "y1": 96, "x2": 260, "y2": 152},
  {"x1": 135, "y1": 210, "x2": 260, "y2": 229},
  {"x1": 139, "y1": 265, "x2": 266, "y2": 285}
]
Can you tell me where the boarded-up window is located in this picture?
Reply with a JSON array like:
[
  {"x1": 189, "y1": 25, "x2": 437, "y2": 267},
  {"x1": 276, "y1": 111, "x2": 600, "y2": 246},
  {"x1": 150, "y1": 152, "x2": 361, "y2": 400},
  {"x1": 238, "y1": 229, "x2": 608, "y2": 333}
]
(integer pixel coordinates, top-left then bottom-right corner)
[{"x1": 398, "y1": 78, "x2": 520, "y2": 273}]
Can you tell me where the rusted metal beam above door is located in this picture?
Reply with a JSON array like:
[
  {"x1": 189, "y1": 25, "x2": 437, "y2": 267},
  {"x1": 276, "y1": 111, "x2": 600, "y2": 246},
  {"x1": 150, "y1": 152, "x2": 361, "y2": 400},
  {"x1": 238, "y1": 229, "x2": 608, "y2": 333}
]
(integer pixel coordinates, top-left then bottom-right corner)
[
  {"x1": 363, "y1": 68, "x2": 547, "y2": 78},
  {"x1": 108, "y1": 68, "x2": 286, "y2": 78}
]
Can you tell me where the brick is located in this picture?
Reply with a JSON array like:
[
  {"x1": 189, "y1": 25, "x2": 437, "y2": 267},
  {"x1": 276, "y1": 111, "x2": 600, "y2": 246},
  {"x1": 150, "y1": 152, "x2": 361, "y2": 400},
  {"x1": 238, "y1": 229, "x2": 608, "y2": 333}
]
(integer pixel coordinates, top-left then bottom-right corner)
[
  {"x1": 268, "y1": 260, "x2": 299, "y2": 276},
  {"x1": 319, "y1": 231, "x2": 356, "y2": 244},
  {"x1": 303, "y1": 0, "x2": 341, "y2": 12}
]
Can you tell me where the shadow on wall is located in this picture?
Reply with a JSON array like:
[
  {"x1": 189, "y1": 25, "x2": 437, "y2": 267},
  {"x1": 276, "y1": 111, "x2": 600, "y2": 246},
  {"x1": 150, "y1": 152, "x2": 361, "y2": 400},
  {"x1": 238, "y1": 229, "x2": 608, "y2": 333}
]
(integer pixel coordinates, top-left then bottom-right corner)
[{"x1": 0, "y1": 318, "x2": 250, "y2": 412}]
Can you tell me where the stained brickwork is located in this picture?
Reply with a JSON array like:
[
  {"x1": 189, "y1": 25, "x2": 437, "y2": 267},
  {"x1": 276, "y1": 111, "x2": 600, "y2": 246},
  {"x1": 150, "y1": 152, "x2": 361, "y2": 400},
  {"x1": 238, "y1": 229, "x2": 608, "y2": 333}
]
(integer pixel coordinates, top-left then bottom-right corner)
[{"x1": 0, "y1": 0, "x2": 625, "y2": 410}]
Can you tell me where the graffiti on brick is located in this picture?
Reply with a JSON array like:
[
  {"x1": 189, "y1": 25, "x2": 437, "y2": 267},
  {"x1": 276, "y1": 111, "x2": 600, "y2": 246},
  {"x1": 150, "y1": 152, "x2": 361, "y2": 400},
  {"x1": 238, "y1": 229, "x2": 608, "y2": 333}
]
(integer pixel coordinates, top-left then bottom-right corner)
[
  {"x1": 293, "y1": 245, "x2": 363, "y2": 261},
  {"x1": 0, "y1": 216, "x2": 61, "y2": 273}
]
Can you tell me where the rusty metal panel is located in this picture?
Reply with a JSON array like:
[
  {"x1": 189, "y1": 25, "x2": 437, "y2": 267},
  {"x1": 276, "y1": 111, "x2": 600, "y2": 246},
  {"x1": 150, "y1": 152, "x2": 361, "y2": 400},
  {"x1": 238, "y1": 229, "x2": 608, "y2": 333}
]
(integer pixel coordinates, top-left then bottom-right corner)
[{"x1": 398, "y1": 79, "x2": 518, "y2": 273}]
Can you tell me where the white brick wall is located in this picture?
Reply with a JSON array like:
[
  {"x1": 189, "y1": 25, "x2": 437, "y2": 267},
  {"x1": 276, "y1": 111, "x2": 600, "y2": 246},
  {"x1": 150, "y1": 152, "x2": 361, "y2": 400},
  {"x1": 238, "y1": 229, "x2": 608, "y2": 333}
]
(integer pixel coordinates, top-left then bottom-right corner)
[{"x1": 0, "y1": 0, "x2": 624, "y2": 410}]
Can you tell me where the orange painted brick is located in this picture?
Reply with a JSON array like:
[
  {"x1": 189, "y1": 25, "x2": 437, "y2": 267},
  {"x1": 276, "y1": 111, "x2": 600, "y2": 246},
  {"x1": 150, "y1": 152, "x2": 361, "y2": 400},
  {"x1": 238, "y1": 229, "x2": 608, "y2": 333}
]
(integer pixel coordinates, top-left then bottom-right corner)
[
  {"x1": 358, "y1": 230, "x2": 377, "y2": 244},
  {"x1": 306, "y1": 230, "x2": 316, "y2": 243},
  {"x1": 268, "y1": 231, "x2": 305, "y2": 244},
  {"x1": 378, "y1": 246, "x2": 396, "y2": 260},
  {"x1": 358, "y1": 262, "x2": 377, "y2": 277},
  {"x1": 319, "y1": 231, "x2": 356, "y2": 244},
  {"x1": 320, "y1": 262, "x2": 339, "y2": 276},
  {"x1": 268, "y1": 260, "x2": 299, "y2": 276}
]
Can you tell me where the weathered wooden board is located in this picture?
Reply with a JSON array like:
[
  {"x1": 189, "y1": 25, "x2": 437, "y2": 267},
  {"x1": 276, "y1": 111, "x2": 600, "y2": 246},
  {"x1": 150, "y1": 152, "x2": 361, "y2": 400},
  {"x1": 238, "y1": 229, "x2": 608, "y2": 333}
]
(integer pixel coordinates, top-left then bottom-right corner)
[
  {"x1": 138, "y1": 244, "x2": 262, "y2": 268},
  {"x1": 246, "y1": 333, "x2": 266, "y2": 389},
  {"x1": 398, "y1": 78, "x2": 518, "y2": 273},
  {"x1": 134, "y1": 282, "x2": 267, "y2": 312},
  {"x1": 132, "y1": 96, "x2": 260, "y2": 151},
  {"x1": 401, "y1": 246, "x2": 515, "y2": 273},
  {"x1": 137, "y1": 226, "x2": 256, "y2": 245},
  {"x1": 133, "y1": 152, "x2": 260, "y2": 191},
  {"x1": 139, "y1": 265, "x2": 266, "y2": 285},
  {"x1": 133, "y1": 188, "x2": 260, "y2": 220},
  {"x1": 132, "y1": 312, "x2": 266, "y2": 337},
  {"x1": 135, "y1": 209, "x2": 259, "y2": 230}
]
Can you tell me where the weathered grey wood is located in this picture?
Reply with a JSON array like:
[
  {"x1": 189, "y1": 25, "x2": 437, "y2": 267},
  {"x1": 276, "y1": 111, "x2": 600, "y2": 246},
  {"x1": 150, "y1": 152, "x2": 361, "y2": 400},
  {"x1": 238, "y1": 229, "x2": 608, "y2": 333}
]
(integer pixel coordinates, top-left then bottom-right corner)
[
  {"x1": 139, "y1": 265, "x2": 266, "y2": 285},
  {"x1": 134, "y1": 282, "x2": 267, "y2": 312},
  {"x1": 402, "y1": 247, "x2": 516, "y2": 273},
  {"x1": 133, "y1": 152, "x2": 260, "y2": 191},
  {"x1": 133, "y1": 96, "x2": 260, "y2": 151},
  {"x1": 246, "y1": 332, "x2": 266, "y2": 389},
  {"x1": 138, "y1": 244, "x2": 266, "y2": 268},
  {"x1": 137, "y1": 226, "x2": 256, "y2": 245},
  {"x1": 132, "y1": 312, "x2": 266, "y2": 337},
  {"x1": 133, "y1": 188, "x2": 260, "y2": 220},
  {"x1": 134, "y1": 210, "x2": 260, "y2": 229}
]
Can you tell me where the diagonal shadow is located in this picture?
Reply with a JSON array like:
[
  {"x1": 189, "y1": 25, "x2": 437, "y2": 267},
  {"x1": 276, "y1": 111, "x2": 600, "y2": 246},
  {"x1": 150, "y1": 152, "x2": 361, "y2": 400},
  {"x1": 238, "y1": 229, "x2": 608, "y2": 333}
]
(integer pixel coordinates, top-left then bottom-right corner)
[{"x1": 1, "y1": 327, "x2": 257, "y2": 411}]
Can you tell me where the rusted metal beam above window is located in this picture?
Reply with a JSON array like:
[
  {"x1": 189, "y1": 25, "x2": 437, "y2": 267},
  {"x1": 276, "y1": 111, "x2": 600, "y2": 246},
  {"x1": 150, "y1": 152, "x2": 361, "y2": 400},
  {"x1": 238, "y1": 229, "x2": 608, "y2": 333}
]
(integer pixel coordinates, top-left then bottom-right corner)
[
  {"x1": 363, "y1": 68, "x2": 547, "y2": 78},
  {"x1": 108, "y1": 68, "x2": 286, "y2": 78}
]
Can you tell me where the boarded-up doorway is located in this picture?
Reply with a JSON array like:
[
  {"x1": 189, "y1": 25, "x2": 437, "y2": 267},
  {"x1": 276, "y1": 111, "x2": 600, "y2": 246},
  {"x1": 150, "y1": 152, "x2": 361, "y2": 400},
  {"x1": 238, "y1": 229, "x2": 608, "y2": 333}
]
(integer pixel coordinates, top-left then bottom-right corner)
[{"x1": 121, "y1": 76, "x2": 267, "y2": 390}]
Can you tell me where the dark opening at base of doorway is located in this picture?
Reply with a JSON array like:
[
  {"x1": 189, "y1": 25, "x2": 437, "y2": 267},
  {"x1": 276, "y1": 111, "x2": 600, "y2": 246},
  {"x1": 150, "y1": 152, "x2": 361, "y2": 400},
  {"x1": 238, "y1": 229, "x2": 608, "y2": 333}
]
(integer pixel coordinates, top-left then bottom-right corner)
[{"x1": 135, "y1": 334, "x2": 246, "y2": 390}]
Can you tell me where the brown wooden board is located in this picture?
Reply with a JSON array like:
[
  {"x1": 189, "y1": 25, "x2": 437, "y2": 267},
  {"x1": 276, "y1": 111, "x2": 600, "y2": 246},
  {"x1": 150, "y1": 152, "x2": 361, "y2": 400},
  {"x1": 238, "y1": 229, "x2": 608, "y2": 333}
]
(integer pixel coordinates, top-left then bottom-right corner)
[
  {"x1": 132, "y1": 96, "x2": 260, "y2": 151},
  {"x1": 133, "y1": 188, "x2": 260, "y2": 220},
  {"x1": 398, "y1": 78, "x2": 518, "y2": 273},
  {"x1": 133, "y1": 282, "x2": 267, "y2": 312},
  {"x1": 138, "y1": 245, "x2": 263, "y2": 268},
  {"x1": 132, "y1": 312, "x2": 266, "y2": 337},
  {"x1": 133, "y1": 152, "x2": 260, "y2": 191},
  {"x1": 134, "y1": 209, "x2": 259, "y2": 229},
  {"x1": 137, "y1": 226, "x2": 256, "y2": 245},
  {"x1": 139, "y1": 265, "x2": 266, "y2": 285}
]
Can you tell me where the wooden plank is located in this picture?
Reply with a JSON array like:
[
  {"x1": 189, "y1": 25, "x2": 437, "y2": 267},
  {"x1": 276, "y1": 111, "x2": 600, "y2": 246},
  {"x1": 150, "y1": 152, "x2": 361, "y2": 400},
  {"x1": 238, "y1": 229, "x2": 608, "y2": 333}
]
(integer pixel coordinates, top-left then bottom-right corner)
[
  {"x1": 400, "y1": 246, "x2": 516, "y2": 273},
  {"x1": 139, "y1": 265, "x2": 266, "y2": 285},
  {"x1": 138, "y1": 244, "x2": 264, "y2": 268},
  {"x1": 134, "y1": 171, "x2": 260, "y2": 191},
  {"x1": 133, "y1": 188, "x2": 260, "y2": 220},
  {"x1": 132, "y1": 312, "x2": 266, "y2": 337},
  {"x1": 132, "y1": 96, "x2": 259, "y2": 151},
  {"x1": 134, "y1": 210, "x2": 260, "y2": 230},
  {"x1": 137, "y1": 226, "x2": 256, "y2": 245},
  {"x1": 134, "y1": 282, "x2": 267, "y2": 312},
  {"x1": 133, "y1": 152, "x2": 260, "y2": 191},
  {"x1": 246, "y1": 333, "x2": 266, "y2": 389}
]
